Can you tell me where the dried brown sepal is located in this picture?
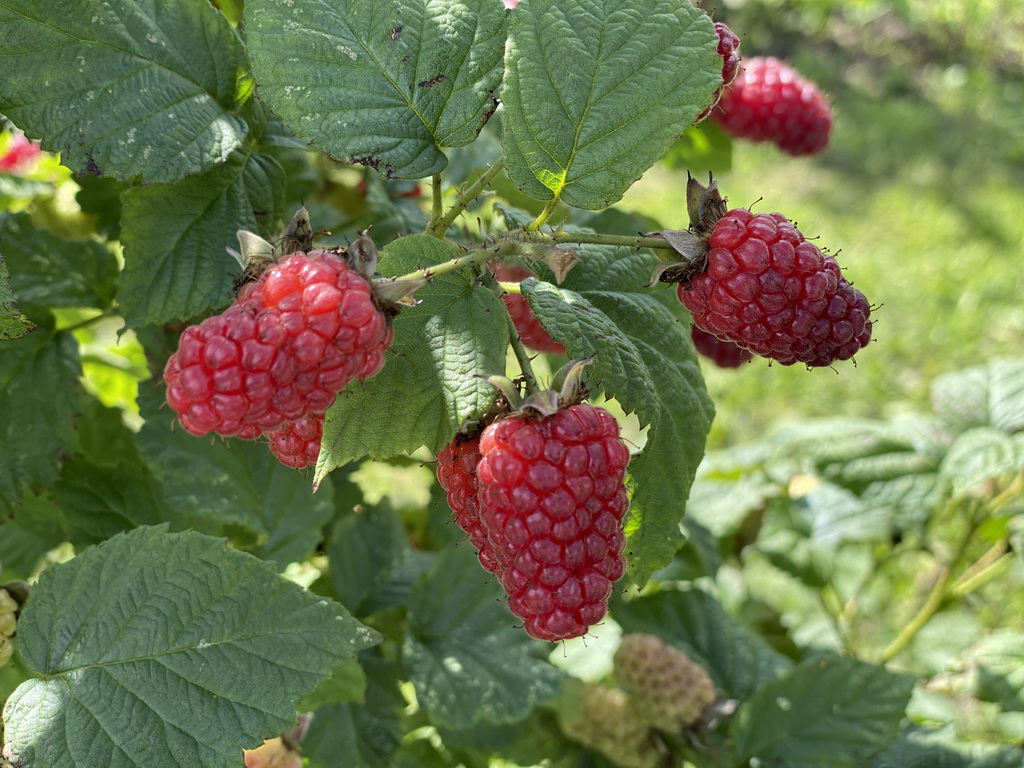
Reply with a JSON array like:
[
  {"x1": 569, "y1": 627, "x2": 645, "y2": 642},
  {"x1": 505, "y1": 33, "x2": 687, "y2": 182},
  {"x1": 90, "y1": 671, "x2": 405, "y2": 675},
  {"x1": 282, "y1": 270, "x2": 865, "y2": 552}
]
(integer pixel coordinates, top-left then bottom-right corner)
[
  {"x1": 686, "y1": 173, "x2": 728, "y2": 235},
  {"x1": 280, "y1": 206, "x2": 314, "y2": 255},
  {"x1": 544, "y1": 246, "x2": 579, "y2": 284},
  {"x1": 346, "y1": 229, "x2": 380, "y2": 281}
]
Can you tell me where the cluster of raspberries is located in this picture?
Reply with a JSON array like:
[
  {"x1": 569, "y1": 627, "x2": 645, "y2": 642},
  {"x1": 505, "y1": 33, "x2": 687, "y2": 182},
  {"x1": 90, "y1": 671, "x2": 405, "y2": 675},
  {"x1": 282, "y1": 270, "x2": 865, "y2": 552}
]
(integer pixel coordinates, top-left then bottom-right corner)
[
  {"x1": 436, "y1": 403, "x2": 630, "y2": 642},
  {"x1": 559, "y1": 633, "x2": 717, "y2": 767},
  {"x1": 678, "y1": 207, "x2": 872, "y2": 367},
  {"x1": 164, "y1": 249, "x2": 392, "y2": 468}
]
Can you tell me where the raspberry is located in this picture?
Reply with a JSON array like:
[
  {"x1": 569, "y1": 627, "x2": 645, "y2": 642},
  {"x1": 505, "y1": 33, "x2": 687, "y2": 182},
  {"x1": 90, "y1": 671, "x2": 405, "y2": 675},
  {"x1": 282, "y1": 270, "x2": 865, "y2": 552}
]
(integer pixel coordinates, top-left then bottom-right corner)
[
  {"x1": 476, "y1": 403, "x2": 630, "y2": 641},
  {"x1": 435, "y1": 434, "x2": 501, "y2": 574},
  {"x1": 711, "y1": 56, "x2": 832, "y2": 156},
  {"x1": 0, "y1": 588, "x2": 17, "y2": 669},
  {"x1": 0, "y1": 133, "x2": 41, "y2": 173},
  {"x1": 493, "y1": 263, "x2": 565, "y2": 354},
  {"x1": 560, "y1": 683, "x2": 658, "y2": 768},
  {"x1": 614, "y1": 634, "x2": 716, "y2": 730},
  {"x1": 696, "y1": 22, "x2": 742, "y2": 121},
  {"x1": 265, "y1": 413, "x2": 323, "y2": 469},
  {"x1": 164, "y1": 250, "x2": 392, "y2": 437},
  {"x1": 690, "y1": 324, "x2": 752, "y2": 368},
  {"x1": 678, "y1": 208, "x2": 872, "y2": 366}
]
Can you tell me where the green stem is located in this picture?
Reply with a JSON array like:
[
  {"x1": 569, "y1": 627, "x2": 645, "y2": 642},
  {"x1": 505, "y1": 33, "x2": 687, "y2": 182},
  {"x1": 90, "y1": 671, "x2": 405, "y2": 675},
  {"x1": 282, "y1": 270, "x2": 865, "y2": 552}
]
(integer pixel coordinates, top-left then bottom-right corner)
[
  {"x1": 878, "y1": 518, "x2": 978, "y2": 663},
  {"x1": 62, "y1": 309, "x2": 113, "y2": 334},
  {"x1": 950, "y1": 541, "x2": 1012, "y2": 598},
  {"x1": 517, "y1": 228, "x2": 676, "y2": 253},
  {"x1": 820, "y1": 583, "x2": 855, "y2": 656},
  {"x1": 506, "y1": 313, "x2": 539, "y2": 396},
  {"x1": 430, "y1": 173, "x2": 443, "y2": 223},
  {"x1": 390, "y1": 249, "x2": 496, "y2": 282},
  {"x1": 427, "y1": 159, "x2": 504, "y2": 237},
  {"x1": 526, "y1": 197, "x2": 560, "y2": 231}
]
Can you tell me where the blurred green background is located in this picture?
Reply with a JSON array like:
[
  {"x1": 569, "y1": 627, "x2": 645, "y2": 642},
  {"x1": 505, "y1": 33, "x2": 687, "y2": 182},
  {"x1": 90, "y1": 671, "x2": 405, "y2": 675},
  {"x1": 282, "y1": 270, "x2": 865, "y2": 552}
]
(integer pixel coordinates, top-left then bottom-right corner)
[{"x1": 626, "y1": 0, "x2": 1024, "y2": 447}]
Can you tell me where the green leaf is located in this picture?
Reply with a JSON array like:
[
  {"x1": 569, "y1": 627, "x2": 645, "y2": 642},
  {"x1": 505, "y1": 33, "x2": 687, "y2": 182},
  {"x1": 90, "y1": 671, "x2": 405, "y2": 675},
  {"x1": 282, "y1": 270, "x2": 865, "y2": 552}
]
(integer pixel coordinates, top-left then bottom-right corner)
[
  {"x1": 501, "y1": 0, "x2": 721, "y2": 209},
  {"x1": 521, "y1": 244, "x2": 713, "y2": 585},
  {"x1": 0, "y1": 0, "x2": 248, "y2": 183},
  {"x1": 134, "y1": 382, "x2": 334, "y2": 569},
  {"x1": 317, "y1": 236, "x2": 509, "y2": 479},
  {"x1": 729, "y1": 655, "x2": 914, "y2": 768},
  {"x1": 872, "y1": 726, "x2": 1024, "y2": 768},
  {"x1": 932, "y1": 358, "x2": 1024, "y2": 434},
  {"x1": 245, "y1": 0, "x2": 507, "y2": 179},
  {"x1": 612, "y1": 588, "x2": 792, "y2": 701},
  {"x1": 941, "y1": 427, "x2": 1024, "y2": 496},
  {"x1": 963, "y1": 630, "x2": 1024, "y2": 712},
  {"x1": 52, "y1": 454, "x2": 179, "y2": 548},
  {"x1": 302, "y1": 656, "x2": 404, "y2": 768},
  {"x1": 797, "y1": 481, "x2": 895, "y2": 545},
  {"x1": 75, "y1": 175, "x2": 130, "y2": 240},
  {"x1": 1, "y1": 525, "x2": 380, "y2": 768},
  {"x1": 0, "y1": 491, "x2": 67, "y2": 580},
  {"x1": 661, "y1": 121, "x2": 732, "y2": 174},
  {"x1": 1, "y1": 252, "x2": 34, "y2": 339},
  {"x1": 1, "y1": 212, "x2": 117, "y2": 310},
  {"x1": 118, "y1": 146, "x2": 285, "y2": 327},
  {"x1": 296, "y1": 657, "x2": 367, "y2": 710},
  {"x1": 403, "y1": 545, "x2": 564, "y2": 728},
  {"x1": 325, "y1": 505, "x2": 434, "y2": 618},
  {"x1": 0, "y1": 316, "x2": 80, "y2": 513}
]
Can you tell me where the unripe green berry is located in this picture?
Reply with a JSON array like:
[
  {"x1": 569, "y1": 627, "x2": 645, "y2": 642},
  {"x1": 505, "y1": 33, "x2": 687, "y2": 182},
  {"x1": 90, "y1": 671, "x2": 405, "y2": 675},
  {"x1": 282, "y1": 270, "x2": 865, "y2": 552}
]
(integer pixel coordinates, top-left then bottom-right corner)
[
  {"x1": 560, "y1": 683, "x2": 659, "y2": 768},
  {"x1": 614, "y1": 633, "x2": 716, "y2": 730}
]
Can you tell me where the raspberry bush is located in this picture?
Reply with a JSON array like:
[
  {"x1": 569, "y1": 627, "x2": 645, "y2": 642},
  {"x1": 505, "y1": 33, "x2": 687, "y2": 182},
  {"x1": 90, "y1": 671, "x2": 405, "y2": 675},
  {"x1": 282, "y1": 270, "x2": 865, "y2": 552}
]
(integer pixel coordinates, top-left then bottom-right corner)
[{"x1": 0, "y1": 2, "x2": 1019, "y2": 768}]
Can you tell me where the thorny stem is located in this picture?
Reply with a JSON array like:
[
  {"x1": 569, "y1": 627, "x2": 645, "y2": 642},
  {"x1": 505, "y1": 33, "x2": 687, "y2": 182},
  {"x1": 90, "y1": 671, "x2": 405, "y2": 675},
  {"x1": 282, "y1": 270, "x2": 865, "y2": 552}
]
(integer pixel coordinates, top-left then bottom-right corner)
[
  {"x1": 506, "y1": 313, "x2": 540, "y2": 396},
  {"x1": 390, "y1": 249, "x2": 496, "y2": 282},
  {"x1": 431, "y1": 174, "x2": 443, "y2": 223},
  {"x1": 427, "y1": 159, "x2": 505, "y2": 237},
  {"x1": 516, "y1": 228, "x2": 676, "y2": 253}
]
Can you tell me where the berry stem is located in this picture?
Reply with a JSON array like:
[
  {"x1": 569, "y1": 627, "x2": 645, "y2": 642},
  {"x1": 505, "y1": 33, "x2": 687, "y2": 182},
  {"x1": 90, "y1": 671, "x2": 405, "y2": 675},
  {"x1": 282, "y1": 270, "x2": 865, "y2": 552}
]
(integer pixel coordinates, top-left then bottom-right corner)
[
  {"x1": 427, "y1": 159, "x2": 504, "y2": 237},
  {"x1": 496, "y1": 280, "x2": 521, "y2": 294},
  {"x1": 506, "y1": 313, "x2": 540, "y2": 396},
  {"x1": 430, "y1": 173, "x2": 443, "y2": 222}
]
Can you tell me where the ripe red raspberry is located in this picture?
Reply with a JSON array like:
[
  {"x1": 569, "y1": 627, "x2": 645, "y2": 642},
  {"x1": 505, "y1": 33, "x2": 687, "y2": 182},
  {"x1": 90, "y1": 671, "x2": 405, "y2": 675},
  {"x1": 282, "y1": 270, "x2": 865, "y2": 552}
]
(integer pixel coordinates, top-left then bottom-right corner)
[
  {"x1": 0, "y1": 133, "x2": 41, "y2": 173},
  {"x1": 677, "y1": 208, "x2": 872, "y2": 366},
  {"x1": 476, "y1": 404, "x2": 630, "y2": 641},
  {"x1": 164, "y1": 250, "x2": 392, "y2": 437},
  {"x1": 493, "y1": 263, "x2": 565, "y2": 355},
  {"x1": 711, "y1": 56, "x2": 832, "y2": 156},
  {"x1": 265, "y1": 413, "x2": 323, "y2": 469},
  {"x1": 690, "y1": 325, "x2": 752, "y2": 368},
  {"x1": 696, "y1": 22, "x2": 742, "y2": 121},
  {"x1": 435, "y1": 434, "x2": 501, "y2": 574}
]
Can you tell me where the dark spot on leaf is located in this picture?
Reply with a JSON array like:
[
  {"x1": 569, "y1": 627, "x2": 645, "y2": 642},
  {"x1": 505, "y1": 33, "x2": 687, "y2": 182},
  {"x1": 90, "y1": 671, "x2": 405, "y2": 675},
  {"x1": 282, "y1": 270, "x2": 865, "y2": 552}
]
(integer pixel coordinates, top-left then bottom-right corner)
[
  {"x1": 351, "y1": 156, "x2": 382, "y2": 172},
  {"x1": 400, "y1": 55, "x2": 410, "y2": 64},
  {"x1": 417, "y1": 74, "x2": 448, "y2": 89},
  {"x1": 80, "y1": 154, "x2": 103, "y2": 178},
  {"x1": 391, "y1": 25, "x2": 403, "y2": 41}
]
